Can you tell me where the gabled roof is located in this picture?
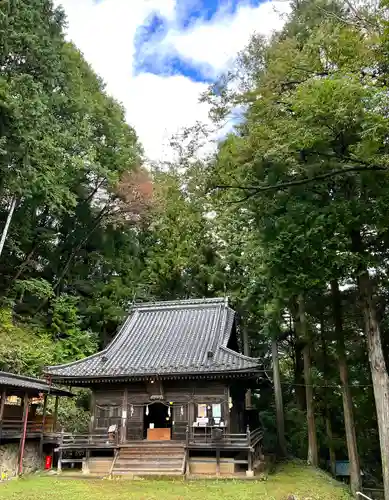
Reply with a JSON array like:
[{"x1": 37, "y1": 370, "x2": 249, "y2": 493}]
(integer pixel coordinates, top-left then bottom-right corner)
[
  {"x1": 45, "y1": 298, "x2": 260, "y2": 385},
  {"x1": 0, "y1": 371, "x2": 72, "y2": 397}
]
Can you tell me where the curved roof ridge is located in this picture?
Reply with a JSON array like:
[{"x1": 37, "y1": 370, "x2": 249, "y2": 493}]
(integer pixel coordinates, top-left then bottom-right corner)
[
  {"x1": 132, "y1": 297, "x2": 228, "y2": 310},
  {"x1": 217, "y1": 345, "x2": 260, "y2": 363}
]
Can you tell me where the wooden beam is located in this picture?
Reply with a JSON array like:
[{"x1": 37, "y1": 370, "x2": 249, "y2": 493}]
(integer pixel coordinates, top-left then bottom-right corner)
[{"x1": 18, "y1": 392, "x2": 29, "y2": 475}]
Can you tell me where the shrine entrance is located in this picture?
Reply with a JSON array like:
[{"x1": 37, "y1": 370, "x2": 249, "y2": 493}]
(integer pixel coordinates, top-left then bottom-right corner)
[{"x1": 143, "y1": 403, "x2": 172, "y2": 440}]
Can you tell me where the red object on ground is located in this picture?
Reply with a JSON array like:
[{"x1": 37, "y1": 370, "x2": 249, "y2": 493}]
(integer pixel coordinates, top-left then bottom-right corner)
[{"x1": 45, "y1": 455, "x2": 52, "y2": 469}]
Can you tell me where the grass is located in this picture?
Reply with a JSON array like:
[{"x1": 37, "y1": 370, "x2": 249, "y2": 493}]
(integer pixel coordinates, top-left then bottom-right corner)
[{"x1": 0, "y1": 462, "x2": 351, "y2": 500}]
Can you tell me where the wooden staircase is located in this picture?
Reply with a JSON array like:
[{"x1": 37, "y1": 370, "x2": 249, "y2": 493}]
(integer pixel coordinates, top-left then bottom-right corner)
[{"x1": 111, "y1": 441, "x2": 186, "y2": 477}]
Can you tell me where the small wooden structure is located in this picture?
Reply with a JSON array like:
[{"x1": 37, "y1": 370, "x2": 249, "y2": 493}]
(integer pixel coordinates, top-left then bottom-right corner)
[
  {"x1": 45, "y1": 298, "x2": 264, "y2": 476},
  {"x1": 0, "y1": 371, "x2": 72, "y2": 473}
]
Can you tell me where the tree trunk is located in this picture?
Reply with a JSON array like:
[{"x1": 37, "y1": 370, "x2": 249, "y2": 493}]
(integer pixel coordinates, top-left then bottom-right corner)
[
  {"x1": 331, "y1": 279, "x2": 361, "y2": 495},
  {"x1": 294, "y1": 340, "x2": 306, "y2": 411},
  {"x1": 272, "y1": 337, "x2": 287, "y2": 457},
  {"x1": 358, "y1": 271, "x2": 389, "y2": 500},
  {"x1": 290, "y1": 299, "x2": 306, "y2": 411},
  {"x1": 0, "y1": 196, "x2": 17, "y2": 258},
  {"x1": 298, "y1": 293, "x2": 319, "y2": 467},
  {"x1": 242, "y1": 327, "x2": 252, "y2": 409},
  {"x1": 319, "y1": 311, "x2": 336, "y2": 477}
]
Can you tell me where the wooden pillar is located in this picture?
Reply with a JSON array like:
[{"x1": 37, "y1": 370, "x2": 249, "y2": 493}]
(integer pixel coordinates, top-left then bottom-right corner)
[
  {"x1": 246, "y1": 425, "x2": 254, "y2": 477},
  {"x1": 0, "y1": 389, "x2": 6, "y2": 441},
  {"x1": 121, "y1": 388, "x2": 128, "y2": 443},
  {"x1": 225, "y1": 386, "x2": 231, "y2": 433},
  {"x1": 39, "y1": 394, "x2": 48, "y2": 459},
  {"x1": 58, "y1": 428, "x2": 64, "y2": 472},
  {"x1": 18, "y1": 392, "x2": 29, "y2": 475},
  {"x1": 89, "y1": 391, "x2": 95, "y2": 434},
  {"x1": 216, "y1": 447, "x2": 220, "y2": 477},
  {"x1": 84, "y1": 449, "x2": 90, "y2": 474},
  {"x1": 247, "y1": 450, "x2": 253, "y2": 476},
  {"x1": 53, "y1": 395, "x2": 59, "y2": 432}
]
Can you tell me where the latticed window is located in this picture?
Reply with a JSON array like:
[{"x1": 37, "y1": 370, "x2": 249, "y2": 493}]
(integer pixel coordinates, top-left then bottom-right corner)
[{"x1": 95, "y1": 405, "x2": 121, "y2": 430}]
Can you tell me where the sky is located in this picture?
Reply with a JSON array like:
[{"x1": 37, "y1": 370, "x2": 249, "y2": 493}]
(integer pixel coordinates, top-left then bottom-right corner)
[{"x1": 54, "y1": 0, "x2": 290, "y2": 163}]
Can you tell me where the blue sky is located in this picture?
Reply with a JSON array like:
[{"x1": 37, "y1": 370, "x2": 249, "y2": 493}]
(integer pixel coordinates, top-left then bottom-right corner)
[
  {"x1": 133, "y1": 0, "x2": 267, "y2": 83},
  {"x1": 56, "y1": 0, "x2": 289, "y2": 161}
]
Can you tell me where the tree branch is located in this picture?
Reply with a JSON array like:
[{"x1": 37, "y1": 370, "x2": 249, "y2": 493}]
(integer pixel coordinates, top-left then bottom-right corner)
[{"x1": 213, "y1": 164, "x2": 387, "y2": 198}]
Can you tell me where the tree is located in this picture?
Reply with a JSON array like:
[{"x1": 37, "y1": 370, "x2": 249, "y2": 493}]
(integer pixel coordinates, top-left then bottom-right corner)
[{"x1": 202, "y1": 0, "x2": 388, "y2": 493}]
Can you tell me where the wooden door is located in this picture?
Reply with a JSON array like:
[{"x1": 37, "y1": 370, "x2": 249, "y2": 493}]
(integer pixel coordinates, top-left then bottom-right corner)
[
  {"x1": 126, "y1": 404, "x2": 144, "y2": 441},
  {"x1": 172, "y1": 404, "x2": 188, "y2": 441}
]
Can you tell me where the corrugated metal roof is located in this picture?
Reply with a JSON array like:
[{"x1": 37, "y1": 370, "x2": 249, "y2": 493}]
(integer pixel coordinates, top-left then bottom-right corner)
[
  {"x1": 45, "y1": 298, "x2": 260, "y2": 382},
  {"x1": 0, "y1": 371, "x2": 72, "y2": 396}
]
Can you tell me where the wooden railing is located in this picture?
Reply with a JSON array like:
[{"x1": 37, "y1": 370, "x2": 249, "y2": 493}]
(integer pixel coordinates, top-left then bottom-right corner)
[
  {"x1": 58, "y1": 432, "x2": 120, "y2": 449},
  {"x1": 249, "y1": 428, "x2": 263, "y2": 448},
  {"x1": 1, "y1": 419, "x2": 44, "y2": 438},
  {"x1": 357, "y1": 492, "x2": 374, "y2": 500},
  {"x1": 0, "y1": 418, "x2": 64, "y2": 444},
  {"x1": 188, "y1": 426, "x2": 263, "y2": 448},
  {"x1": 248, "y1": 427, "x2": 264, "y2": 470}
]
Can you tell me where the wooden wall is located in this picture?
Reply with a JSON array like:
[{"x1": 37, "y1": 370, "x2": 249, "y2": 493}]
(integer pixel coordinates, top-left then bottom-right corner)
[{"x1": 91, "y1": 380, "x2": 232, "y2": 441}]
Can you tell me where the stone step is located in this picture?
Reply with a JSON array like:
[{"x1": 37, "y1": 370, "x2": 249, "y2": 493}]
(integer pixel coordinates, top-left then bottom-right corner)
[
  {"x1": 113, "y1": 468, "x2": 183, "y2": 475},
  {"x1": 116, "y1": 458, "x2": 183, "y2": 464},
  {"x1": 122, "y1": 439, "x2": 186, "y2": 447},
  {"x1": 115, "y1": 462, "x2": 183, "y2": 470},
  {"x1": 121, "y1": 445, "x2": 185, "y2": 451},
  {"x1": 119, "y1": 450, "x2": 185, "y2": 457},
  {"x1": 119, "y1": 446, "x2": 185, "y2": 453},
  {"x1": 116, "y1": 456, "x2": 183, "y2": 462}
]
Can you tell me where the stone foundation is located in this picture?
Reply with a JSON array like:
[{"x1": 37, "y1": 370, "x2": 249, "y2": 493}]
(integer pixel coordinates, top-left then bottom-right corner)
[{"x1": 0, "y1": 442, "x2": 41, "y2": 477}]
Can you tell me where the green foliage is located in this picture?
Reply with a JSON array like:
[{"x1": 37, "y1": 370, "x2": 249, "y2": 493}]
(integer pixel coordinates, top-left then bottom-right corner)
[{"x1": 0, "y1": 308, "x2": 55, "y2": 376}]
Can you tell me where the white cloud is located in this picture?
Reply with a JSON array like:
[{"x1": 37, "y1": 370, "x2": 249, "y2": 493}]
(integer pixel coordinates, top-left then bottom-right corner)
[
  {"x1": 55, "y1": 0, "x2": 290, "y2": 163},
  {"x1": 163, "y1": 1, "x2": 290, "y2": 78}
]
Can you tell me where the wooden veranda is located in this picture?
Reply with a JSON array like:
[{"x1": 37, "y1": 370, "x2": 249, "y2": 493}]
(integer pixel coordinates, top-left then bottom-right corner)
[{"x1": 0, "y1": 371, "x2": 73, "y2": 474}]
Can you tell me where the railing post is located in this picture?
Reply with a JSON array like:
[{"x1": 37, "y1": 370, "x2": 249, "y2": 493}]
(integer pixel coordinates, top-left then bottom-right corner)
[
  {"x1": 246, "y1": 425, "x2": 254, "y2": 477},
  {"x1": 186, "y1": 425, "x2": 189, "y2": 446},
  {"x1": 247, "y1": 450, "x2": 253, "y2": 477}
]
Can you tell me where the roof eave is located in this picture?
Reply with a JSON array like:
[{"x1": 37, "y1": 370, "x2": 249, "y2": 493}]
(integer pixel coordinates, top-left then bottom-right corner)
[{"x1": 46, "y1": 368, "x2": 263, "y2": 386}]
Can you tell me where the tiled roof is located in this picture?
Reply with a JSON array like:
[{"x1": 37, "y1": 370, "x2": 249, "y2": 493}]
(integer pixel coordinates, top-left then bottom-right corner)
[
  {"x1": 45, "y1": 298, "x2": 260, "y2": 383},
  {"x1": 0, "y1": 371, "x2": 72, "y2": 397}
]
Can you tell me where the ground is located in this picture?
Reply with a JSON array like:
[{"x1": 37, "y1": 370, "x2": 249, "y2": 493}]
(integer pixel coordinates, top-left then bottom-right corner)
[{"x1": 0, "y1": 462, "x2": 351, "y2": 500}]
